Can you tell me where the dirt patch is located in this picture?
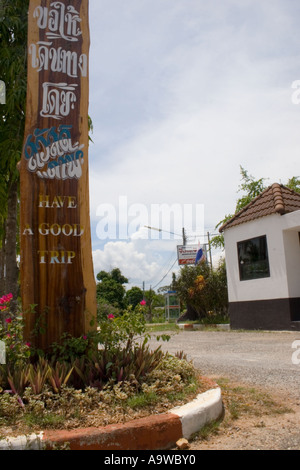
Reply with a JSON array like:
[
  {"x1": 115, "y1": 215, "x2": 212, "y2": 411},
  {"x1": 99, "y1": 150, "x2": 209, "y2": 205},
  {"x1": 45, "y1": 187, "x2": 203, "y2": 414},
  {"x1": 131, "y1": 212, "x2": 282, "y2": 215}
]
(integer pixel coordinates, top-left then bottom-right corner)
[{"x1": 188, "y1": 375, "x2": 300, "y2": 450}]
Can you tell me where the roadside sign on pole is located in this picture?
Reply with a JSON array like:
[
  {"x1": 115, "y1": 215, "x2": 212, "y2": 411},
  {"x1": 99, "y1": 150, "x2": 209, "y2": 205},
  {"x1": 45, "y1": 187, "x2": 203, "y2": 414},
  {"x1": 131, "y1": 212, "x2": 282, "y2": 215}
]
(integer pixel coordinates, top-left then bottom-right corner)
[
  {"x1": 177, "y1": 245, "x2": 198, "y2": 265},
  {"x1": 177, "y1": 245, "x2": 208, "y2": 266}
]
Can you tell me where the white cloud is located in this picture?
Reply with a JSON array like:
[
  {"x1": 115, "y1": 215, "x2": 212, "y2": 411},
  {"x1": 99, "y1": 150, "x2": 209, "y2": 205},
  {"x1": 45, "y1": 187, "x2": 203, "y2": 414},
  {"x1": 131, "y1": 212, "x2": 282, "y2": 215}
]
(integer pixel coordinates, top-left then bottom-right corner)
[
  {"x1": 88, "y1": 0, "x2": 300, "y2": 289},
  {"x1": 93, "y1": 240, "x2": 163, "y2": 286}
]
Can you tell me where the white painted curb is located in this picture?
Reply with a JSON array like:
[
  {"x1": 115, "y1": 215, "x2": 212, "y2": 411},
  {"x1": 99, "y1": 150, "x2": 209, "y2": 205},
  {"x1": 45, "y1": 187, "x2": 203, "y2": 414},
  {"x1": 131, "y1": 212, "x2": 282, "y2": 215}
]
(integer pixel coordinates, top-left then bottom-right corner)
[
  {"x1": 0, "y1": 387, "x2": 223, "y2": 450},
  {"x1": 169, "y1": 387, "x2": 223, "y2": 439},
  {"x1": 0, "y1": 432, "x2": 44, "y2": 450}
]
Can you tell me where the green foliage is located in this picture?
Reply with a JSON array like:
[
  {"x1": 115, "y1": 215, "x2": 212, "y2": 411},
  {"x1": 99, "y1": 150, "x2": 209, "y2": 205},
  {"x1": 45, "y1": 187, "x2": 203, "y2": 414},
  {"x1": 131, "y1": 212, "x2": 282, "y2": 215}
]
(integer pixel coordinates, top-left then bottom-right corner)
[
  {"x1": 0, "y1": 353, "x2": 200, "y2": 431},
  {"x1": 73, "y1": 341, "x2": 163, "y2": 391},
  {"x1": 97, "y1": 307, "x2": 148, "y2": 352},
  {"x1": 7, "y1": 366, "x2": 28, "y2": 398},
  {"x1": 151, "y1": 307, "x2": 166, "y2": 323},
  {"x1": 0, "y1": 294, "x2": 30, "y2": 366},
  {"x1": 1, "y1": 357, "x2": 74, "y2": 399},
  {"x1": 23, "y1": 410, "x2": 66, "y2": 429},
  {"x1": 0, "y1": 0, "x2": 29, "y2": 298},
  {"x1": 27, "y1": 358, "x2": 51, "y2": 395},
  {"x1": 0, "y1": 296, "x2": 165, "y2": 394},
  {"x1": 0, "y1": 0, "x2": 28, "y2": 168},
  {"x1": 126, "y1": 390, "x2": 158, "y2": 409},
  {"x1": 235, "y1": 166, "x2": 267, "y2": 213},
  {"x1": 0, "y1": 338, "x2": 164, "y2": 399},
  {"x1": 212, "y1": 167, "x2": 300, "y2": 250},
  {"x1": 212, "y1": 167, "x2": 268, "y2": 249},
  {"x1": 49, "y1": 332, "x2": 94, "y2": 363},
  {"x1": 286, "y1": 176, "x2": 300, "y2": 193},
  {"x1": 0, "y1": 393, "x2": 21, "y2": 423},
  {"x1": 97, "y1": 298, "x2": 120, "y2": 322},
  {"x1": 175, "y1": 260, "x2": 228, "y2": 320},
  {"x1": 0, "y1": 294, "x2": 179, "y2": 434},
  {"x1": 125, "y1": 286, "x2": 144, "y2": 309},
  {"x1": 97, "y1": 268, "x2": 128, "y2": 284},
  {"x1": 143, "y1": 289, "x2": 165, "y2": 322},
  {"x1": 96, "y1": 268, "x2": 128, "y2": 309},
  {"x1": 46, "y1": 361, "x2": 74, "y2": 394}
]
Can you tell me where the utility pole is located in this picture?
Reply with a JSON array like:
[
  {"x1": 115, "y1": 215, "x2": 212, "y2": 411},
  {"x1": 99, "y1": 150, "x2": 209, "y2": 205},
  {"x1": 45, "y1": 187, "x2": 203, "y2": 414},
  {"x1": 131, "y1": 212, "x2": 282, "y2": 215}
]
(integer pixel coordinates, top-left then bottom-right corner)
[
  {"x1": 207, "y1": 231, "x2": 213, "y2": 270},
  {"x1": 182, "y1": 227, "x2": 187, "y2": 246},
  {"x1": 148, "y1": 285, "x2": 153, "y2": 321}
]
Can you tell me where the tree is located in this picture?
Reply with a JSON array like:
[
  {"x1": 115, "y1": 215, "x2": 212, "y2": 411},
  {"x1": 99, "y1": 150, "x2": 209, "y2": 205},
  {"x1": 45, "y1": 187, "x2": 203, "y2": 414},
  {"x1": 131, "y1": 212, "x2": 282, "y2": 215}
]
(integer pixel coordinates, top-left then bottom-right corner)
[
  {"x1": 234, "y1": 166, "x2": 267, "y2": 213},
  {"x1": 211, "y1": 166, "x2": 300, "y2": 250},
  {"x1": 286, "y1": 176, "x2": 300, "y2": 193},
  {"x1": 0, "y1": 0, "x2": 29, "y2": 306},
  {"x1": 125, "y1": 286, "x2": 144, "y2": 309},
  {"x1": 174, "y1": 260, "x2": 228, "y2": 320},
  {"x1": 143, "y1": 288, "x2": 165, "y2": 322},
  {"x1": 96, "y1": 268, "x2": 128, "y2": 310}
]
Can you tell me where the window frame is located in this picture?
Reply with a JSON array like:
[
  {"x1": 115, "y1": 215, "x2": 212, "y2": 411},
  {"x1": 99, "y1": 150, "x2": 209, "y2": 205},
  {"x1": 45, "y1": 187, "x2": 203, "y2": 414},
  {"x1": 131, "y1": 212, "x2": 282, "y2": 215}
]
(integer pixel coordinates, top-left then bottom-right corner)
[{"x1": 237, "y1": 235, "x2": 270, "y2": 282}]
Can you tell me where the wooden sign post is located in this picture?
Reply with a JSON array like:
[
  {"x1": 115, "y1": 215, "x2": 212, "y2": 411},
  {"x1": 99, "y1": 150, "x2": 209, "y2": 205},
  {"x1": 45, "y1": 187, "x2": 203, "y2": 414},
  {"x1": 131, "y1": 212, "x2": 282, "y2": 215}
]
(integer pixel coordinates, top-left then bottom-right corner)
[{"x1": 20, "y1": 0, "x2": 97, "y2": 351}]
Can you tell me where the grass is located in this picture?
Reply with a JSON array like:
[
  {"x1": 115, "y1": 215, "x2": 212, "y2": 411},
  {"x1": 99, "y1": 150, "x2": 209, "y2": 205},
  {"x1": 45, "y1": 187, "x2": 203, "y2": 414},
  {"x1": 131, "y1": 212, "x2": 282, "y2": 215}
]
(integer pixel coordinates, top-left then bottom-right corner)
[
  {"x1": 217, "y1": 377, "x2": 292, "y2": 420},
  {"x1": 23, "y1": 412, "x2": 66, "y2": 428},
  {"x1": 146, "y1": 323, "x2": 179, "y2": 333},
  {"x1": 193, "y1": 419, "x2": 223, "y2": 441},
  {"x1": 191, "y1": 376, "x2": 293, "y2": 444},
  {"x1": 126, "y1": 391, "x2": 158, "y2": 409}
]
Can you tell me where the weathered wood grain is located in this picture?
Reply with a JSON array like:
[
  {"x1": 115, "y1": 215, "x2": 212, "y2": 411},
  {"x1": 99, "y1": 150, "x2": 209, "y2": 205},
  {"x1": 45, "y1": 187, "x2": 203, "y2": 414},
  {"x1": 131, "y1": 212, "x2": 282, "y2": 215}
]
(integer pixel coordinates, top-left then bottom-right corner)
[{"x1": 20, "y1": 0, "x2": 96, "y2": 351}]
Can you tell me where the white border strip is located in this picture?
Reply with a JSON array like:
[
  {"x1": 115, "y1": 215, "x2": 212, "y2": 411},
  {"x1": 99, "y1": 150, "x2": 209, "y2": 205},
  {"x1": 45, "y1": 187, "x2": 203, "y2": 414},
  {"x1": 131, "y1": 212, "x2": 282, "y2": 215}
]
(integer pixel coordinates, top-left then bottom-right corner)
[
  {"x1": 169, "y1": 388, "x2": 223, "y2": 439},
  {"x1": 0, "y1": 432, "x2": 44, "y2": 450}
]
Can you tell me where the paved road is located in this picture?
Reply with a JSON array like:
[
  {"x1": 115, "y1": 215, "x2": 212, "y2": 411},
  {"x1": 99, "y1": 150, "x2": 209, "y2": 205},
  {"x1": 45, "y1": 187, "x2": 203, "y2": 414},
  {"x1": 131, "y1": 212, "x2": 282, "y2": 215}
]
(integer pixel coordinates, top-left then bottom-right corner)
[{"x1": 150, "y1": 329, "x2": 300, "y2": 400}]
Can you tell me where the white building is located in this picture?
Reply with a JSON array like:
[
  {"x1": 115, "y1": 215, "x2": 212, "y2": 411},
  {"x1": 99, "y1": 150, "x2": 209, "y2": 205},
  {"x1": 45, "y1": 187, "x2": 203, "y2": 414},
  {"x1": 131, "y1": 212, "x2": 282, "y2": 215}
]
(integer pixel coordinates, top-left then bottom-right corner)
[{"x1": 220, "y1": 183, "x2": 300, "y2": 330}]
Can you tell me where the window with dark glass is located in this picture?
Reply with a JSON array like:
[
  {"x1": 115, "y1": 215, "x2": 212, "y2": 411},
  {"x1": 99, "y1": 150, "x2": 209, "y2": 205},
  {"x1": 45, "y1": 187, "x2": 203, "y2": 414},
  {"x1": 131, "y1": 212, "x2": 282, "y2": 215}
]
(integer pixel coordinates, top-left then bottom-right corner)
[{"x1": 237, "y1": 235, "x2": 270, "y2": 281}]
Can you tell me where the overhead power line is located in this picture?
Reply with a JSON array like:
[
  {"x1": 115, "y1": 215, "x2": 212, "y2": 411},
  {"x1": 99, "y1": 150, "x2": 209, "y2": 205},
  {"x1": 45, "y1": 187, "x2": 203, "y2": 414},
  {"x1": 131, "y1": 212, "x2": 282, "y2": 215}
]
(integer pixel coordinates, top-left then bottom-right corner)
[{"x1": 152, "y1": 257, "x2": 178, "y2": 290}]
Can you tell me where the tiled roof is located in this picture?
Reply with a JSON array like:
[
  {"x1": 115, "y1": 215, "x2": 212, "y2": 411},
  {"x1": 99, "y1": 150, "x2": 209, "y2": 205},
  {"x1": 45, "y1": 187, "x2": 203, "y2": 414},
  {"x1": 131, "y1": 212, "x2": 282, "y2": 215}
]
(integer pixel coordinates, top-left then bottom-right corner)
[{"x1": 219, "y1": 183, "x2": 300, "y2": 232}]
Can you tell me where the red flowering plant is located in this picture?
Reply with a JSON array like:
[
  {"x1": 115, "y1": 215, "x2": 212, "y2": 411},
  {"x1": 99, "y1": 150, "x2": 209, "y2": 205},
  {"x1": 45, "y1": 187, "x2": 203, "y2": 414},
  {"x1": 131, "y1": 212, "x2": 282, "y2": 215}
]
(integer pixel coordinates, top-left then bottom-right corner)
[
  {"x1": 49, "y1": 331, "x2": 96, "y2": 363},
  {"x1": 0, "y1": 294, "x2": 31, "y2": 367},
  {"x1": 97, "y1": 307, "x2": 148, "y2": 353}
]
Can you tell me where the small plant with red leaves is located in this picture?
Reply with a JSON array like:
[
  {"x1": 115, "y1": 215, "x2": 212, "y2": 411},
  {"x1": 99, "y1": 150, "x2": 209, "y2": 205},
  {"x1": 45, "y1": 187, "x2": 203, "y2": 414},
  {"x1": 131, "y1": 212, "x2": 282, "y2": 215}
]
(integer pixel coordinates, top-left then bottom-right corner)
[{"x1": 0, "y1": 294, "x2": 30, "y2": 367}]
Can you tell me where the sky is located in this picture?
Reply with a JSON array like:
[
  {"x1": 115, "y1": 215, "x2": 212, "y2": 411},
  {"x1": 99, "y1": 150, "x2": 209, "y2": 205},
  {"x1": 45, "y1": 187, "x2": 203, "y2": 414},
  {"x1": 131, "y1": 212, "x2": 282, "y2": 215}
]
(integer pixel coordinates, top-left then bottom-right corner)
[{"x1": 87, "y1": 0, "x2": 300, "y2": 291}]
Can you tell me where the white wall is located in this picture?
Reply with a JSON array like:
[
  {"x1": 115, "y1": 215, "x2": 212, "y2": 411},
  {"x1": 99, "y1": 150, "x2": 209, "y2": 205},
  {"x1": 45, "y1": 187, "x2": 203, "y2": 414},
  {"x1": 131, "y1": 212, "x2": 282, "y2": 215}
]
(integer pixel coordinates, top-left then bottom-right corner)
[
  {"x1": 224, "y1": 214, "x2": 289, "y2": 303},
  {"x1": 281, "y1": 210, "x2": 300, "y2": 231},
  {"x1": 281, "y1": 210, "x2": 300, "y2": 298},
  {"x1": 283, "y1": 230, "x2": 300, "y2": 298}
]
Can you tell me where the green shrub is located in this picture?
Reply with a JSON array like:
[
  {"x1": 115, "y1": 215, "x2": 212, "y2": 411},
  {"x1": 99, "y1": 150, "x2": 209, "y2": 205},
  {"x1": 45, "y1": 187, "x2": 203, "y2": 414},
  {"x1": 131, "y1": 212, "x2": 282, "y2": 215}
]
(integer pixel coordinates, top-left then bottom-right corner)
[
  {"x1": 174, "y1": 260, "x2": 228, "y2": 320},
  {"x1": 0, "y1": 294, "x2": 200, "y2": 432},
  {"x1": 0, "y1": 294, "x2": 31, "y2": 367}
]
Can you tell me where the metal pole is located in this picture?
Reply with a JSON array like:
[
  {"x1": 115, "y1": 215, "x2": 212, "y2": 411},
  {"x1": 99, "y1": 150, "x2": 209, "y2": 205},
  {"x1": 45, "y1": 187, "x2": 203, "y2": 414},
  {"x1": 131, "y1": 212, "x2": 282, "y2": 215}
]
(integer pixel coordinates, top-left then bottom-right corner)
[
  {"x1": 207, "y1": 232, "x2": 213, "y2": 270},
  {"x1": 182, "y1": 227, "x2": 187, "y2": 246}
]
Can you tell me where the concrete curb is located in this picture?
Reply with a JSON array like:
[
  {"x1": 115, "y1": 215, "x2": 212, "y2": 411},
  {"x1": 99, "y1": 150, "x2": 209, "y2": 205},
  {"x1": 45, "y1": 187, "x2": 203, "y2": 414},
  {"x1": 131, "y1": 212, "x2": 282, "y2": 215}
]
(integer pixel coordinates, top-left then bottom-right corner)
[
  {"x1": 0, "y1": 385, "x2": 223, "y2": 451},
  {"x1": 170, "y1": 387, "x2": 223, "y2": 440},
  {"x1": 0, "y1": 432, "x2": 44, "y2": 451},
  {"x1": 178, "y1": 323, "x2": 230, "y2": 331}
]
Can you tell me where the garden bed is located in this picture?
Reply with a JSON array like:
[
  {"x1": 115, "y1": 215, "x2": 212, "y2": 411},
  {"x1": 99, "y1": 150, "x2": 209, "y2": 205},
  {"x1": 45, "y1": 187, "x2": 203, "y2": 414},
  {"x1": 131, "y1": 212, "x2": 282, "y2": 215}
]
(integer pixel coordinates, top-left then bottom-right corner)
[
  {"x1": 0, "y1": 297, "x2": 214, "y2": 442},
  {"x1": 0, "y1": 354, "x2": 213, "y2": 440}
]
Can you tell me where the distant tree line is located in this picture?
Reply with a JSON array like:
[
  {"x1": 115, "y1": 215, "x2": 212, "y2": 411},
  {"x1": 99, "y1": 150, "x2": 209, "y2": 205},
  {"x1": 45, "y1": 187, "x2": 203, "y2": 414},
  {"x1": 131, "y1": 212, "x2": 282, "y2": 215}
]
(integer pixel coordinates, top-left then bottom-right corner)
[{"x1": 96, "y1": 268, "x2": 165, "y2": 322}]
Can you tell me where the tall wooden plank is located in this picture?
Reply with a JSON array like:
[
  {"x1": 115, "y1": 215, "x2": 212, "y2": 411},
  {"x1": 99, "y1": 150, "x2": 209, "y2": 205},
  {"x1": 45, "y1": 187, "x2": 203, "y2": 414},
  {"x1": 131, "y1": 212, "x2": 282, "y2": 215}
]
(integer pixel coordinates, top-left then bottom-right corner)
[{"x1": 20, "y1": 0, "x2": 96, "y2": 350}]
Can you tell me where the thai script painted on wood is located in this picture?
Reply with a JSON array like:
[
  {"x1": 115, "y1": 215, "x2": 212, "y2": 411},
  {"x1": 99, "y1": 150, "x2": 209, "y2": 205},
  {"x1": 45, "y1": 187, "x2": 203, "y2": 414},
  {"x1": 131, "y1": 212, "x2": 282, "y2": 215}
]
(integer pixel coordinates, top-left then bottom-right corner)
[
  {"x1": 24, "y1": 125, "x2": 84, "y2": 180},
  {"x1": 33, "y1": 2, "x2": 82, "y2": 42},
  {"x1": 29, "y1": 42, "x2": 87, "y2": 77}
]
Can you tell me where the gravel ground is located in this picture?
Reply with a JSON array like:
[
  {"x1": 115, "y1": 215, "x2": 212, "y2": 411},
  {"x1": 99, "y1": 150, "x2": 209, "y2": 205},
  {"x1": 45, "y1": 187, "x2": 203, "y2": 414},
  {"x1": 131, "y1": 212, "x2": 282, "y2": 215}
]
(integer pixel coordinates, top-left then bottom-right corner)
[
  {"x1": 150, "y1": 328, "x2": 300, "y2": 450},
  {"x1": 151, "y1": 329, "x2": 300, "y2": 398}
]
